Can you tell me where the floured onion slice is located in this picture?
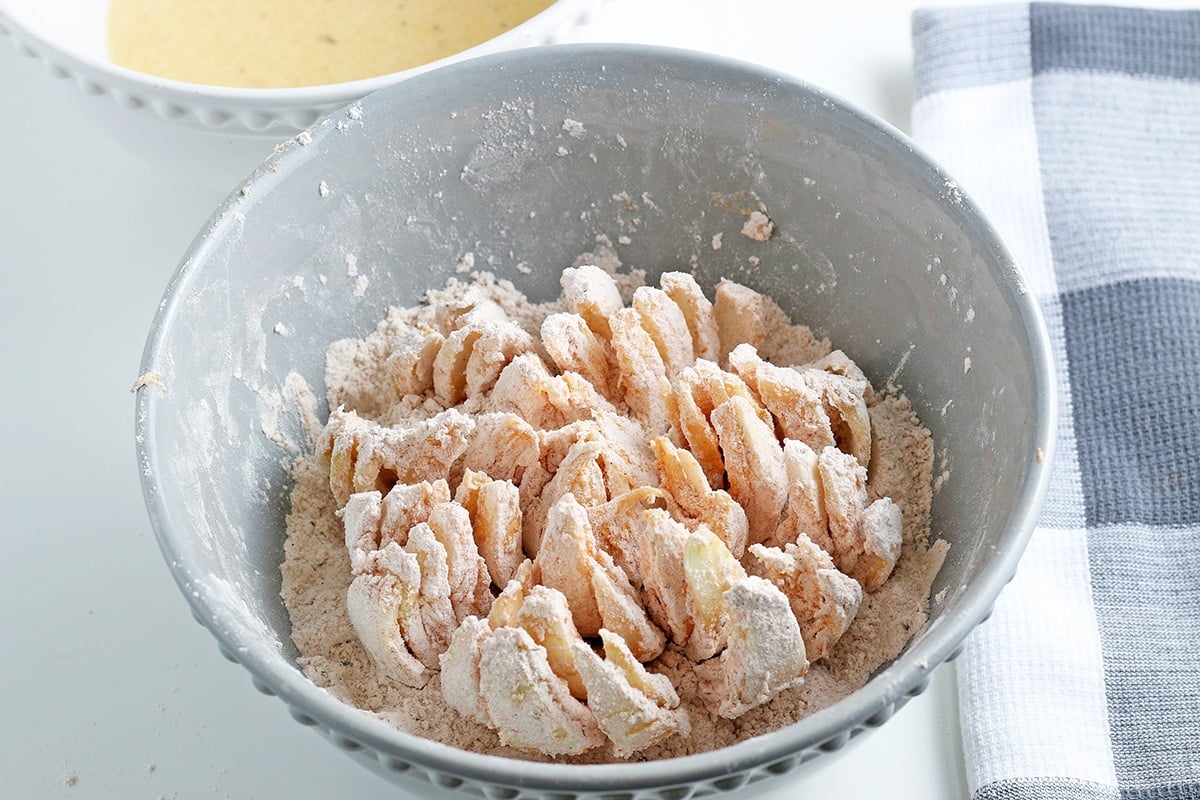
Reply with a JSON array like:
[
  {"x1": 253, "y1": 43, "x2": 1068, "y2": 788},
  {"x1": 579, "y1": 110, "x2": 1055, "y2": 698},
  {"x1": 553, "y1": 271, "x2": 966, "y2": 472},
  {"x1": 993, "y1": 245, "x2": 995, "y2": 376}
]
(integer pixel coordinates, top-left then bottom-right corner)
[
  {"x1": 342, "y1": 487, "x2": 492, "y2": 685},
  {"x1": 818, "y1": 446, "x2": 902, "y2": 592},
  {"x1": 572, "y1": 630, "x2": 690, "y2": 755},
  {"x1": 535, "y1": 495, "x2": 665, "y2": 662},
  {"x1": 325, "y1": 408, "x2": 474, "y2": 508},
  {"x1": 455, "y1": 469, "x2": 523, "y2": 587},
  {"x1": 746, "y1": 538, "x2": 862, "y2": 662},
  {"x1": 440, "y1": 583, "x2": 684, "y2": 755},
  {"x1": 345, "y1": 543, "x2": 430, "y2": 688},
  {"x1": 480, "y1": 626, "x2": 605, "y2": 755},
  {"x1": 693, "y1": 575, "x2": 808, "y2": 719}
]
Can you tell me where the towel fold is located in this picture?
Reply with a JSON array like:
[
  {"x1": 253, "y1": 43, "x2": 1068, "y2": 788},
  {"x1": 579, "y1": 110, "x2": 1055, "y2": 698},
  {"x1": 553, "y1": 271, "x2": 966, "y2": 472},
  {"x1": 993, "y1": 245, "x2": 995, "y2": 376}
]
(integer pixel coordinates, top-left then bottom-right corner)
[{"x1": 910, "y1": 4, "x2": 1200, "y2": 799}]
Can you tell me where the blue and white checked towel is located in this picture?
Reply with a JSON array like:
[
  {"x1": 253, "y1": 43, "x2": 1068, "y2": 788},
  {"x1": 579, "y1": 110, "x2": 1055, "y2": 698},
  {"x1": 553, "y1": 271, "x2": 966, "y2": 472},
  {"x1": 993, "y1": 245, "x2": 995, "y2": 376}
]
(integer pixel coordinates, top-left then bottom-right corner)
[{"x1": 911, "y1": 4, "x2": 1200, "y2": 798}]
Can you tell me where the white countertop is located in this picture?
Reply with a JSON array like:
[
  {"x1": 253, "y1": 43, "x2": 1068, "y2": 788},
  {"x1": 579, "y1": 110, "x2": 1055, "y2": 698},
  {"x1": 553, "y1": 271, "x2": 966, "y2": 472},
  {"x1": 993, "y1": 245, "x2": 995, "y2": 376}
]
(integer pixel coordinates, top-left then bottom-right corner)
[{"x1": 0, "y1": 2, "x2": 970, "y2": 797}]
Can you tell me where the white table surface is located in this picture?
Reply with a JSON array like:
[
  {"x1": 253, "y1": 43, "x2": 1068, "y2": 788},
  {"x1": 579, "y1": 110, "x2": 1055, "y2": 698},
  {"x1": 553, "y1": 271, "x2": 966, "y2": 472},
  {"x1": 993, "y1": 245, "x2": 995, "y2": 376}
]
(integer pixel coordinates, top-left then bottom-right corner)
[{"x1": 0, "y1": 2, "x2": 976, "y2": 797}]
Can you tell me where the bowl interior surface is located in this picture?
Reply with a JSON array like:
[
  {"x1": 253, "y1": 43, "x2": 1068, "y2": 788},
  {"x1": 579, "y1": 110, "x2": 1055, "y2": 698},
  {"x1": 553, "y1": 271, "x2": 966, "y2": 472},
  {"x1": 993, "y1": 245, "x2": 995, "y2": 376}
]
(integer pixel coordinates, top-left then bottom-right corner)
[{"x1": 137, "y1": 44, "x2": 1054, "y2": 792}]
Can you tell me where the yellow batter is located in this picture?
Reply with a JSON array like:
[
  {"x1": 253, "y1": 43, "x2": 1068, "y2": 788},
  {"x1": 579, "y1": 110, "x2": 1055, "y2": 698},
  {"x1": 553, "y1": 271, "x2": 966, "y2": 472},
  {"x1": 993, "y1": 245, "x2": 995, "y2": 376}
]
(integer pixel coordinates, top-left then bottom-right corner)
[{"x1": 108, "y1": 0, "x2": 556, "y2": 88}]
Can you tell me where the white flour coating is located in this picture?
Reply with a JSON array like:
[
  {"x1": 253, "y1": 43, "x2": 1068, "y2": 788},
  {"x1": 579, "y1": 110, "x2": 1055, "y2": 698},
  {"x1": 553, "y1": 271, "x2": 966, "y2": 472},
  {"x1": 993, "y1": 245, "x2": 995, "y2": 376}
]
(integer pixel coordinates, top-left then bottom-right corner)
[
  {"x1": 280, "y1": 260, "x2": 947, "y2": 763},
  {"x1": 130, "y1": 370, "x2": 167, "y2": 395},
  {"x1": 741, "y1": 210, "x2": 774, "y2": 241},
  {"x1": 155, "y1": 250, "x2": 321, "y2": 597},
  {"x1": 562, "y1": 118, "x2": 585, "y2": 138}
]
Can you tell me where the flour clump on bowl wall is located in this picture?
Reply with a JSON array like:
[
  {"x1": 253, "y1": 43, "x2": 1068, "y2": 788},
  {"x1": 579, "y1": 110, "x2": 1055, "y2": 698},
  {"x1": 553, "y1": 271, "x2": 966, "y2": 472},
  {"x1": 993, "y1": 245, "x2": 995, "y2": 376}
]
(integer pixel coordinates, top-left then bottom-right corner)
[{"x1": 280, "y1": 262, "x2": 947, "y2": 762}]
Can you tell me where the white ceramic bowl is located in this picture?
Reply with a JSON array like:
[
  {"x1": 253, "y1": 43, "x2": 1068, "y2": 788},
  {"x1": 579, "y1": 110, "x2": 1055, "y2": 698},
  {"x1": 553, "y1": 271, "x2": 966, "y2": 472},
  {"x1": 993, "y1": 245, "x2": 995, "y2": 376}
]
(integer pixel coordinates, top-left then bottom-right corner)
[
  {"x1": 0, "y1": 0, "x2": 595, "y2": 136},
  {"x1": 136, "y1": 44, "x2": 1056, "y2": 800},
  {"x1": 0, "y1": 0, "x2": 595, "y2": 187}
]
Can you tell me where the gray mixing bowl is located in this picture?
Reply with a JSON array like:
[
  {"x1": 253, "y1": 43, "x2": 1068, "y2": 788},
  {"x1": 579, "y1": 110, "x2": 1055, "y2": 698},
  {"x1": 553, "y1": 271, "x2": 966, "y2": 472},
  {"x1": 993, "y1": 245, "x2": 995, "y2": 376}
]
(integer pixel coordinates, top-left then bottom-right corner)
[{"x1": 136, "y1": 44, "x2": 1056, "y2": 798}]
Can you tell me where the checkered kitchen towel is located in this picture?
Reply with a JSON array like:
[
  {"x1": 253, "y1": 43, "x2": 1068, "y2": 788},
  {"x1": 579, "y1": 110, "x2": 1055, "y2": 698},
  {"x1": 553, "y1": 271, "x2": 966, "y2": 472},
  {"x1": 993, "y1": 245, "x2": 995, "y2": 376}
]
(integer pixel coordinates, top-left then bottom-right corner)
[{"x1": 911, "y1": 4, "x2": 1200, "y2": 799}]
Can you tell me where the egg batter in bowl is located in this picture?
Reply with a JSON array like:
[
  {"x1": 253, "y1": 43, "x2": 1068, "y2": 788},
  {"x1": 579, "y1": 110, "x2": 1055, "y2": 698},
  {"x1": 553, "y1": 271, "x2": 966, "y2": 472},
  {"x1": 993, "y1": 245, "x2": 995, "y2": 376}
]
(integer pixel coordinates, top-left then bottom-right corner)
[{"x1": 108, "y1": 0, "x2": 557, "y2": 87}]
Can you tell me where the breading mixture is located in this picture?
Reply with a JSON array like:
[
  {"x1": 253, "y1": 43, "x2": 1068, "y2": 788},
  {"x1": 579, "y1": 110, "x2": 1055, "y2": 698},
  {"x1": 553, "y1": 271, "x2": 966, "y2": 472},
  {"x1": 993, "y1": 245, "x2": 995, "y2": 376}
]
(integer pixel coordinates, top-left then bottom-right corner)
[{"x1": 281, "y1": 263, "x2": 946, "y2": 762}]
